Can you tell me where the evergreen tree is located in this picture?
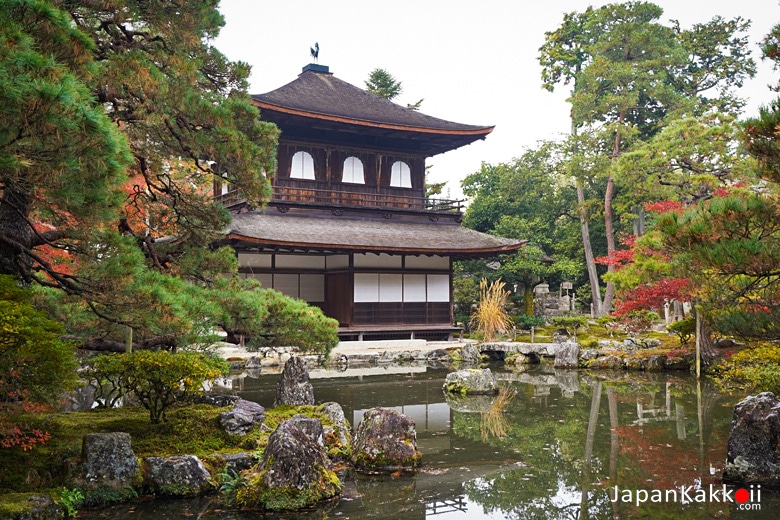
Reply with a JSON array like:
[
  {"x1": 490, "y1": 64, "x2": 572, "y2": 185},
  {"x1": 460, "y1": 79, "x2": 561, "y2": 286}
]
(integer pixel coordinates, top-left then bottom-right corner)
[
  {"x1": 0, "y1": 0, "x2": 337, "y2": 353},
  {"x1": 539, "y1": 1, "x2": 755, "y2": 314},
  {"x1": 365, "y1": 68, "x2": 403, "y2": 100}
]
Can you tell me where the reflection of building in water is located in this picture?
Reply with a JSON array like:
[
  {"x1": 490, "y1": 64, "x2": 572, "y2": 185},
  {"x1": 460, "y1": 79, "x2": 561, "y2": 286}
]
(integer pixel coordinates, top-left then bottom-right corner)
[
  {"x1": 427, "y1": 496, "x2": 468, "y2": 515},
  {"x1": 632, "y1": 381, "x2": 687, "y2": 440}
]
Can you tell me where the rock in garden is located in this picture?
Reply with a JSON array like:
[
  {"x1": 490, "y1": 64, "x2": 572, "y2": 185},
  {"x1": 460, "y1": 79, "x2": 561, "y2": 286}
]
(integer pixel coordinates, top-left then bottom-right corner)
[
  {"x1": 644, "y1": 355, "x2": 666, "y2": 371},
  {"x1": 236, "y1": 419, "x2": 340, "y2": 510},
  {"x1": 552, "y1": 328, "x2": 571, "y2": 343},
  {"x1": 286, "y1": 414, "x2": 324, "y2": 446},
  {"x1": 274, "y1": 356, "x2": 315, "y2": 406},
  {"x1": 352, "y1": 407, "x2": 422, "y2": 471},
  {"x1": 579, "y1": 349, "x2": 600, "y2": 362},
  {"x1": 199, "y1": 393, "x2": 240, "y2": 407},
  {"x1": 723, "y1": 392, "x2": 780, "y2": 487},
  {"x1": 81, "y1": 432, "x2": 139, "y2": 489},
  {"x1": 587, "y1": 355, "x2": 625, "y2": 370},
  {"x1": 8, "y1": 495, "x2": 63, "y2": 520},
  {"x1": 320, "y1": 401, "x2": 351, "y2": 447},
  {"x1": 427, "y1": 349, "x2": 453, "y2": 362},
  {"x1": 142, "y1": 455, "x2": 212, "y2": 496},
  {"x1": 219, "y1": 398, "x2": 266, "y2": 435},
  {"x1": 459, "y1": 343, "x2": 482, "y2": 365},
  {"x1": 554, "y1": 340, "x2": 580, "y2": 369},
  {"x1": 664, "y1": 356, "x2": 690, "y2": 370},
  {"x1": 443, "y1": 368, "x2": 499, "y2": 395},
  {"x1": 214, "y1": 452, "x2": 256, "y2": 474}
]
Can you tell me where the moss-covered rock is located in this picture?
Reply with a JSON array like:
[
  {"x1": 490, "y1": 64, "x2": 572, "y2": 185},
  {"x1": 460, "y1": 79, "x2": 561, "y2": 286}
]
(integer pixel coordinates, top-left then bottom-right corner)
[
  {"x1": 142, "y1": 455, "x2": 213, "y2": 496},
  {"x1": 587, "y1": 355, "x2": 625, "y2": 370},
  {"x1": 80, "y1": 432, "x2": 139, "y2": 490},
  {"x1": 443, "y1": 369, "x2": 499, "y2": 395},
  {"x1": 235, "y1": 419, "x2": 340, "y2": 510},
  {"x1": 0, "y1": 493, "x2": 62, "y2": 520},
  {"x1": 351, "y1": 408, "x2": 421, "y2": 471}
]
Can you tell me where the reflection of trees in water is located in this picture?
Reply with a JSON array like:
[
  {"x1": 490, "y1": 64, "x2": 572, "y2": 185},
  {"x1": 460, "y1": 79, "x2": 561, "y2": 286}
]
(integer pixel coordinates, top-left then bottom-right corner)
[
  {"x1": 454, "y1": 373, "x2": 736, "y2": 520},
  {"x1": 480, "y1": 386, "x2": 517, "y2": 441}
]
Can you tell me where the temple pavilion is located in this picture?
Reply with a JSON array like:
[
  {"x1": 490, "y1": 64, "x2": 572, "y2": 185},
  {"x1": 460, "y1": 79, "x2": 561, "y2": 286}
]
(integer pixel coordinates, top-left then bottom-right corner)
[{"x1": 217, "y1": 63, "x2": 525, "y2": 341}]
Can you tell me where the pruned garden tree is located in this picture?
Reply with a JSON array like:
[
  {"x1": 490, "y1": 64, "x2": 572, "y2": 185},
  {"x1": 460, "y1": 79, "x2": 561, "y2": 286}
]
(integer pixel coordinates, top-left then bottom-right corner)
[{"x1": 0, "y1": 0, "x2": 338, "y2": 354}]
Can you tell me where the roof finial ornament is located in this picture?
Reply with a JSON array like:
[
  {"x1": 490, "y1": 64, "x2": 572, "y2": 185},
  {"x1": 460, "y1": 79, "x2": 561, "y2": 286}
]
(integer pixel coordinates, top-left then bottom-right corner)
[{"x1": 310, "y1": 42, "x2": 319, "y2": 63}]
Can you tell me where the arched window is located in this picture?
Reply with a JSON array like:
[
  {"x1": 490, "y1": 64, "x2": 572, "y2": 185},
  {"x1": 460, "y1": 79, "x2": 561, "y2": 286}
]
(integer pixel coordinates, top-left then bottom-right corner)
[
  {"x1": 342, "y1": 156, "x2": 365, "y2": 184},
  {"x1": 290, "y1": 151, "x2": 315, "y2": 180},
  {"x1": 390, "y1": 160, "x2": 411, "y2": 188}
]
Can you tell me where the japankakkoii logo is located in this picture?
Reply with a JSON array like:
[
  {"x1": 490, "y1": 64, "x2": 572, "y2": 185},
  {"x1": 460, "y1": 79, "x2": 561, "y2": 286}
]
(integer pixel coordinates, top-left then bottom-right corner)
[{"x1": 609, "y1": 484, "x2": 761, "y2": 511}]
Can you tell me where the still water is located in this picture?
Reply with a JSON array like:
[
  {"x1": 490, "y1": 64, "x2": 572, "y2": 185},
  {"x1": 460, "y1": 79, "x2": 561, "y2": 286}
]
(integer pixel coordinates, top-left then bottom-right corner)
[{"x1": 81, "y1": 363, "x2": 780, "y2": 519}]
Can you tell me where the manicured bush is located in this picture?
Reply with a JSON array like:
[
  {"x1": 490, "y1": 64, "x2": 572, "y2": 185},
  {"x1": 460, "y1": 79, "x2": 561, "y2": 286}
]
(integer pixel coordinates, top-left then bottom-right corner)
[
  {"x1": 551, "y1": 316, "x2": 588, "y2": 334},
  {"x1": 668, "y1": 316, "x2": 695, "y2": 344},
  {"x1": 87, "y1": 351, "x2": 229, "y2": 424},
  {"x1": 515, "y1": 314, "x2": 546, "y2": 330},
  {"x1": 249, "y1": 289, "x2": 338, "y2": 356}
]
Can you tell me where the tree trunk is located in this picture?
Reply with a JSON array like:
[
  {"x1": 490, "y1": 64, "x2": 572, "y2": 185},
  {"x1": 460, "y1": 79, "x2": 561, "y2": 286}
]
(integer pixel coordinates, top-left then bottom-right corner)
[
  {"x1": 524, "y1": 285, "x2": 535, "y2": 316},
  {"x1": 577, "y1": 181, "x2": 603, "y2": 316},
  {"x1": 570, "y1": 117, "x2": 604, "y2": 316},
  {"x1": 0, "y1": 181, "x2": 34, "y2": 277},
  {"x1": 602, "y1": 169, "x2": 616, "y2": 314},
  {"x1": 602, "y1": 111, "x2": 626, "y2": 315}
]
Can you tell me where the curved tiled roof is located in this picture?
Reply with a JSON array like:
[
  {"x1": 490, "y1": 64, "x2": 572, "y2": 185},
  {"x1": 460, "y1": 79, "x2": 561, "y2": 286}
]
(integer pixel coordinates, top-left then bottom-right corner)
[
  {"x1": 226, "y1": 211, "x2": 524, "y2": 259},
  {"x1": 252, "y1": 67, "x2": 493, "y2": 139}
]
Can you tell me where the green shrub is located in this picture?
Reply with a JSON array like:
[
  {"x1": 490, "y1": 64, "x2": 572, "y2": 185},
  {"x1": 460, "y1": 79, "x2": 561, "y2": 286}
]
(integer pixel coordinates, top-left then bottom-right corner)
[
  {"x1": 551, "y1": 316, "x2": 588, "y2": 334},
  {"x1": 218, "y1": 468, "x2": 247, "y2": 506},
  {"x1": 668, "y1": 317, "x2": 695, "y2": 344},
  {"x1": 86, "y1": 351, "x2": 229, "y2": 423},
  {"x1": 59, "y1": 487, "x2": 84, "y2": 518},
  {"x1": 248, "y1": 289, "x2": 338, "y2": 357},
  {"x1": 711, "y1": 345, "x2": 780, "y2": 395},
  {"x1": 515, "y1": 314, "x2": 546, "y2": 330},
  {"x1": 0, "y1": 275, "x2": 78, "y2": 450}
]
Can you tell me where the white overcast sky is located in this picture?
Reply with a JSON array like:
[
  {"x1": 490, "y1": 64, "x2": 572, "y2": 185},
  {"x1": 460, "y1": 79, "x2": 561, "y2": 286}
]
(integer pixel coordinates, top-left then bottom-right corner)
[{"x1": 214, "y1": 0, "x2": 780, "y2": 199}]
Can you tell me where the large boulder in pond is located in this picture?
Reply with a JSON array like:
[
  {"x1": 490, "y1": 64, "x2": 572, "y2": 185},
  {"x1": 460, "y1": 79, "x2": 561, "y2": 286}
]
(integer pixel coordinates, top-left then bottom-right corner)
[
  {"x1": 219, "y1": 398, "x2": 265, "y2": 436},
  {"x1": 236, "y1": 419, "x2": 340, "y2": 510},
  {"x1": 274, "y1": 356, "x2": 315, "y2": 406},
  {"x1": 723, "y1": 392, "x2": 780, "y2": 487},
  {"x1": 142, "y1": 455, "x2": 212, "y2": 496},
  {"x1": 443, "y1": 368, "x2": 499, "y2": 395},
  {"x1": 554, "y1": 340, "x2": 580, "y2": 369},
  {"x1": 81, "y1": 432, "x2": 140, "y2": 489},
  {"x1": 352, "y1": 407, "x2": 422, "y2": 471}
]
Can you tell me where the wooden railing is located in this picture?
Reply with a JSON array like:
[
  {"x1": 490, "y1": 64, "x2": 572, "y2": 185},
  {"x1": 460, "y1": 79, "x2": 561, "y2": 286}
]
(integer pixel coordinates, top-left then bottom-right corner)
[{"x1": 215, "y1": 184, "x2": 465, "y2": 214}]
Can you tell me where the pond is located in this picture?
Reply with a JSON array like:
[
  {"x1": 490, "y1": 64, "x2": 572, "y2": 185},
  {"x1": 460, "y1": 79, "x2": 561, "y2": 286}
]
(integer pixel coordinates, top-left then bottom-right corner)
[{"x1": 81, "y1": 363, "x2": 780, "y2": 519}]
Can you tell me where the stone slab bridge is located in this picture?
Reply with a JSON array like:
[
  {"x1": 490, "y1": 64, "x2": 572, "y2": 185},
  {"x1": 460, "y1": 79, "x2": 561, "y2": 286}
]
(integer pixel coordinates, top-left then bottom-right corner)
[{"x1": 478, "y1": 341, "x2": 562, "y2": 361}]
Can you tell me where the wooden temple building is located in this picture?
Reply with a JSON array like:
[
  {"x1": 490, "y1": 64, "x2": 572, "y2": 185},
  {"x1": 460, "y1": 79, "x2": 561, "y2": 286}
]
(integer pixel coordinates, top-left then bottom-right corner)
[{"x1": 217, "y1": 63, "x2": 524, "y2": 341}]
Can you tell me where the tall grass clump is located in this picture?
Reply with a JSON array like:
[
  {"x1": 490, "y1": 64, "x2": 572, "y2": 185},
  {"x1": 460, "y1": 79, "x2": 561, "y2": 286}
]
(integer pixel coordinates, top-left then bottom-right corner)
[{"x1": 470, "y1": 278, "x2": 513, "y2": 342}]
